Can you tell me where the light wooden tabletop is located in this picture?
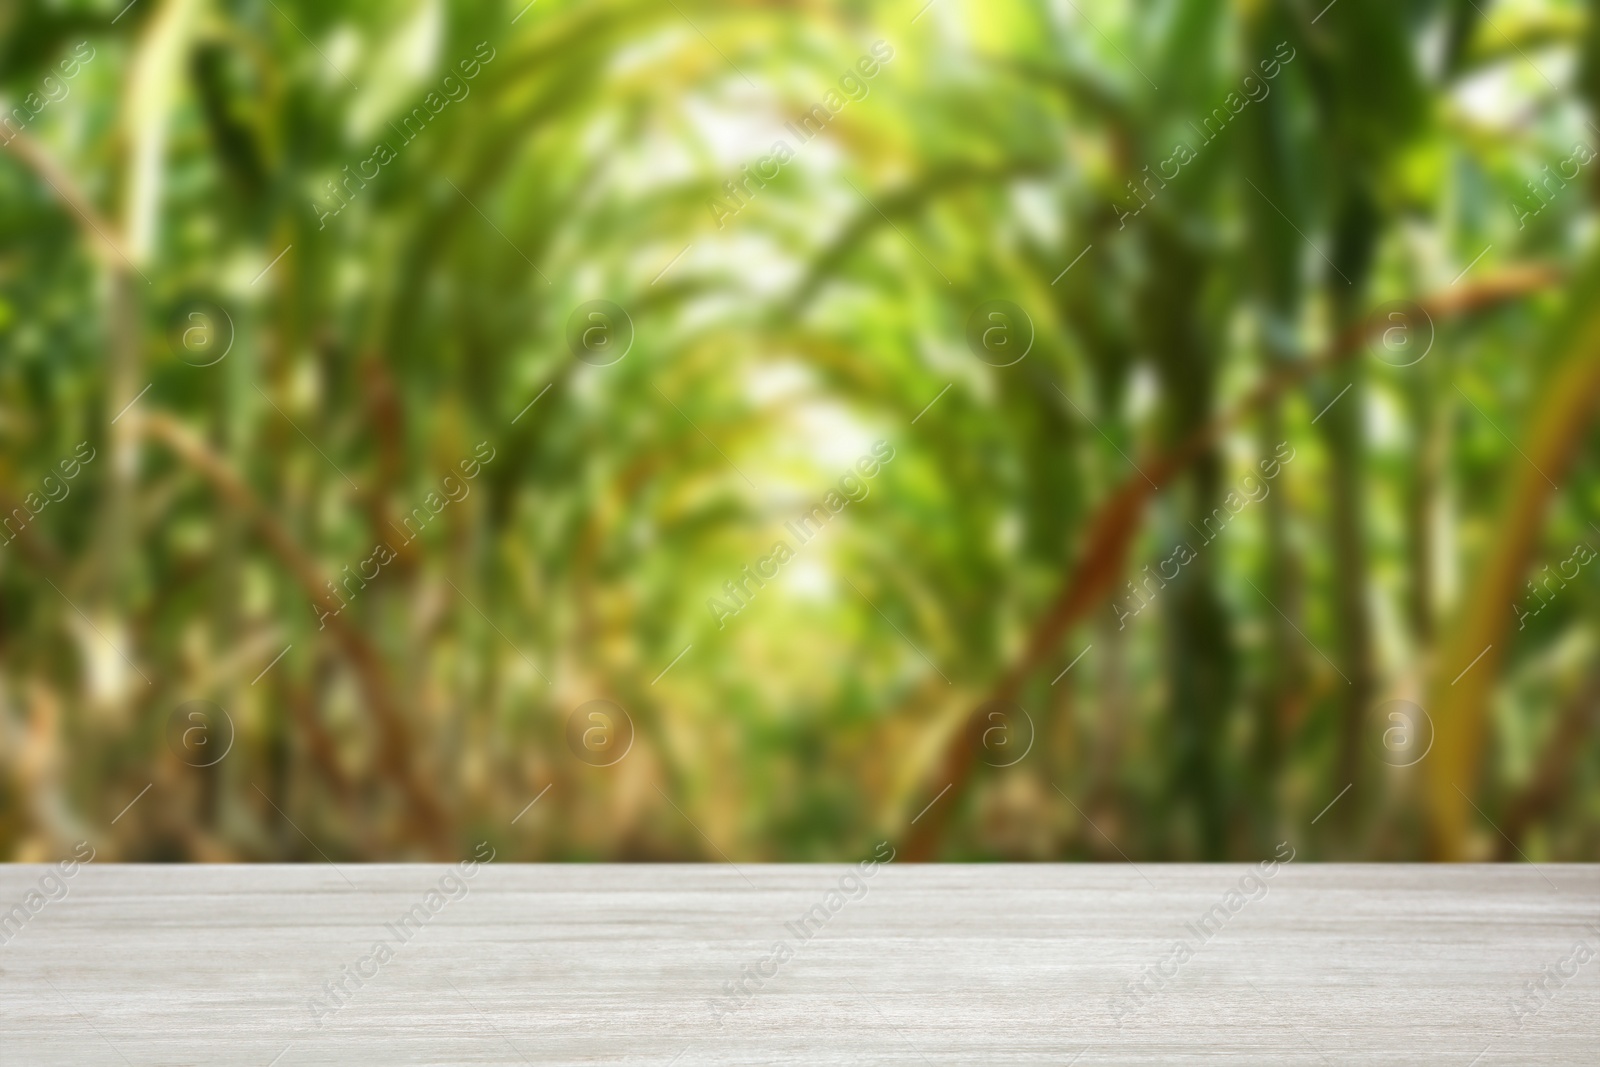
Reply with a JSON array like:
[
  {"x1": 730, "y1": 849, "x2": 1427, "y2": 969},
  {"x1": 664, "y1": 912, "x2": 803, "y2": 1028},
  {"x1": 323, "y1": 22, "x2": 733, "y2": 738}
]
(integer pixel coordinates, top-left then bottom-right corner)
[{"x1": 1, "y1": 862, "x2": 1595, "y2": 1065}]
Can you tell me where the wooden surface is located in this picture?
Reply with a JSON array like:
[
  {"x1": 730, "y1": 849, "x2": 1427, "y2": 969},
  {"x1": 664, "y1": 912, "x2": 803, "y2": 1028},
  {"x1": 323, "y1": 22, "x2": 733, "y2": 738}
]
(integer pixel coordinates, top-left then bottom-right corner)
[{"x1": 1, "y1": 863, "x2": 1596, "y2": 1064}]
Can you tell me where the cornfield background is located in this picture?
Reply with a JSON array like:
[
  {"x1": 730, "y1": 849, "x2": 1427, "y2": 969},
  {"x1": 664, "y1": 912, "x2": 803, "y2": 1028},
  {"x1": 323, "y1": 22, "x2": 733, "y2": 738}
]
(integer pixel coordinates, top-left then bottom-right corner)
[{"x1": 1, "y1": 0, "x2": 1597, "y2": 864}]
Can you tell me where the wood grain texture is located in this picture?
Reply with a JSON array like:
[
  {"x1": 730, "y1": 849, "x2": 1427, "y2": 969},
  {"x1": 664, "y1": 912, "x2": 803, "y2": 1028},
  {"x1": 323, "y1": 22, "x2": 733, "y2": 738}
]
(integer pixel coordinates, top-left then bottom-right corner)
[{"x1": 1, "y1": 863, "x2": 1596, "y2": 1065}]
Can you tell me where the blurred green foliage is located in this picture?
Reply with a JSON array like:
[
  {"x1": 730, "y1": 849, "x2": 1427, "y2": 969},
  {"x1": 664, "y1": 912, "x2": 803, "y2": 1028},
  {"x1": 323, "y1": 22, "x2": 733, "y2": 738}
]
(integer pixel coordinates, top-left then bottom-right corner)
[{"x1": 1, "y1": 0, "x2": 1597, "y2": 863}]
